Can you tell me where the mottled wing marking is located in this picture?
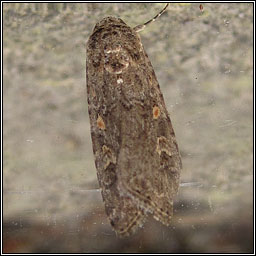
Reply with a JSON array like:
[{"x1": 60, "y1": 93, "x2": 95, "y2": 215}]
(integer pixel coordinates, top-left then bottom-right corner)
[{"x1": 86, "y1": 6, "x2": 181, "y2": 237}]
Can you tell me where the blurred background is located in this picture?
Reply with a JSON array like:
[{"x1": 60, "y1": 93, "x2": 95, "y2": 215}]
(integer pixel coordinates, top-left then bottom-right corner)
[{"x1": 3, "y1": 3, "x2": 253, "y2": 253}]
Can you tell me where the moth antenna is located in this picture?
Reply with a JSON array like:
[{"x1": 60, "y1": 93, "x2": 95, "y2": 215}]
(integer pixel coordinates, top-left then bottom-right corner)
[{"x1": 133, "y1": 3, "x2": 169, "y2": 32}]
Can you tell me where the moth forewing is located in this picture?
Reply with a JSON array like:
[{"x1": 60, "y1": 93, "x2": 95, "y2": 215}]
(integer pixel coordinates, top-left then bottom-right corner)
[{"x1": 86, "y1": 4, "x2": 182, "y2": 237}]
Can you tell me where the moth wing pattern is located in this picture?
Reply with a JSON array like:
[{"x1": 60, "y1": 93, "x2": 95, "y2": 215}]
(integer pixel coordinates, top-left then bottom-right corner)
[
  {"x1": 117, "y1": 54, "x2": 182, "y2": 225},
  {"x1": 86, "y1": 17, "x2": 148, "y2": 237},
  {"x1": 86, "y1": 15, "x2": 182, "y2": 236},
  {"x1": 100, "y1": 171, "x2": 147, "y2": 237}
]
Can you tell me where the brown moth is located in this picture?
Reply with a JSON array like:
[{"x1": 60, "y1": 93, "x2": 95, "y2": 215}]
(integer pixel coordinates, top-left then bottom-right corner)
[{"x1": 86, "y1": 4, "x2": 182, "y2": 237}]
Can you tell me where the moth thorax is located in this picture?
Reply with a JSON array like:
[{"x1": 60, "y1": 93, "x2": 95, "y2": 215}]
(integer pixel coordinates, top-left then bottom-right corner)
[{"x1": 104, "y1": 45, "x2": 130, "y2": 74}]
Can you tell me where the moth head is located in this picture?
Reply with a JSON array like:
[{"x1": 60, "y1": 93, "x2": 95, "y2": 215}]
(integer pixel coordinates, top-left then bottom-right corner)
[
  {"x1": 89, "y1": 17, "x2": 142, "y2": 73},
  {"x1": 93, "y1": 17, "x2": 126, "y2": 33}
]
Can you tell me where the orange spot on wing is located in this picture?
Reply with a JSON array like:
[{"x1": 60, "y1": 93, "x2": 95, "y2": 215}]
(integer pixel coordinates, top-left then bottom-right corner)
[
  {"x1": 97, "y1": 115, "x2": 106, "y2": 130},
  {"x1": 153, "y1": 106, "x2": 161, "y2": 119}
]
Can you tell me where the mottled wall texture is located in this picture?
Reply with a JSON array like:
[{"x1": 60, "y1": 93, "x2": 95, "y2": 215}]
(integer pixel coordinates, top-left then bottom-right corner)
[{"x1": 3, "y1": 3, "x2": 253, "y2": 253}]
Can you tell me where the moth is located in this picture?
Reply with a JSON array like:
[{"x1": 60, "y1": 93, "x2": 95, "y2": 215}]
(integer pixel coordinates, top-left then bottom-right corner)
[{"x1": 86, "y1": 4, "x2": 182, "y2": 237}]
